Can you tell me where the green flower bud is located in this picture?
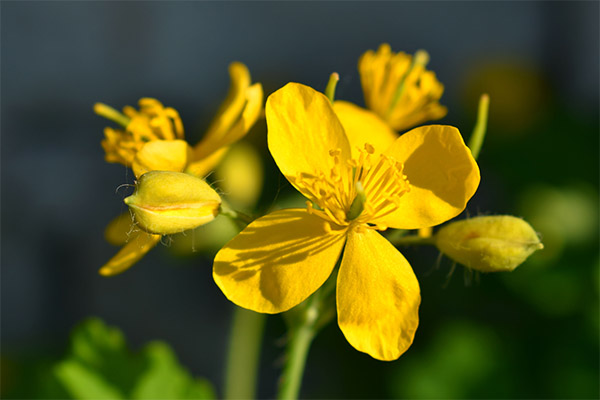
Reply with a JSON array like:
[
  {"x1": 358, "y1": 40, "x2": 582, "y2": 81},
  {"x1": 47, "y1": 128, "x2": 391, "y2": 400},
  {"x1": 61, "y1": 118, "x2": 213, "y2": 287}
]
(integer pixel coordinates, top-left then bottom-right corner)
[
  {"x1": 125, "y1": 171, "x2": 221, "y2": 235},
  {"x1": 435, "y1": 215, "x2": 543, "y2": 272}
]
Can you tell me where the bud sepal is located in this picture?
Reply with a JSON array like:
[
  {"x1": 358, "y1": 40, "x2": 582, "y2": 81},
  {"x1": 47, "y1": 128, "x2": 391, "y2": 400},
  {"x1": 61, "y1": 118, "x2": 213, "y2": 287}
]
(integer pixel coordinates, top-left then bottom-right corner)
[
  {"x1": 435, "y1": 215, "x2": 543, "y2": 272},
  {"x1": 125, "y1": 171, "x2": 221, "y2": 235}
]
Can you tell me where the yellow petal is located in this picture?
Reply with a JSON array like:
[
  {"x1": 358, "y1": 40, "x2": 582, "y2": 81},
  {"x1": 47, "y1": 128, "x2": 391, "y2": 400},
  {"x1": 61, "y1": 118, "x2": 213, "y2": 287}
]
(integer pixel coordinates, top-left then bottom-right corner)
[
  {"x1": 104, "y1": 212, "x2": 134, "y2": 246},
  {"x1": 213, "y1": 209, "x2": 347, "y2": 313},
  {"x1": 99, "y1": 232, "x2": 161, "y2": 276},
  {"x1": 337, "y1": 227, "x2": 420, "y2": 361},
  {"x1": 185, "y1": 147, "x2": 229, "y2": 178},
  {"x1": 266, "y1": 83, "x2": 351, "y2": 189},
  {"x1": 132, "y1": 140, "x2": 191, "y2": 178},
  {"x1": 188, "y1": 83, "x2": 263, "y2": 177},
  {"x1": 333, "y1": 101, "x2": 397, "y2": 157},
  {"x1": 193, "y1": 63, "x2": 262, "y2": 160},
  {"x1": 125, "y1": 171, "x2": 221, "y2": 235},
  {"x1": 376, "y1": 125, "x2": 480, "y2": 230}
]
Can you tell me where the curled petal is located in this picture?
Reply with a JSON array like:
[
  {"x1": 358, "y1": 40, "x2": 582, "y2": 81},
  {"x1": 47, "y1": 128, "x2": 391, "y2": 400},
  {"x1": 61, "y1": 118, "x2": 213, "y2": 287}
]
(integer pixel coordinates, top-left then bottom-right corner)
[
  {"x1": 213, "y1": 209, "x2": 347, "y2": 313},
  {"x1": 192, "y1": 62, "x2": 263, "y2": 165},
  {"x1": 104, "y1": 212, "x2": 134, "y2": 246},
  {"x1": 337, "y1": 228, "x2": 420, "y2": 361},
  {"x1": 99, "y1": 232, "x2": 161, "y2": 276}
]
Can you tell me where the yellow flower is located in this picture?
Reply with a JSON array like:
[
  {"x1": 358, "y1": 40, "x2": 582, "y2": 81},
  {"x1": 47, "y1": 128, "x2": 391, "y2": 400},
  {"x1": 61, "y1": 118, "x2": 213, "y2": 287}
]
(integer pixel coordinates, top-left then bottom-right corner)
[
  {"x1": 98, "y1": 97, "x2": 185, "y2": 169},
  {"x1": 95, "y1": 62, "x2": 263, "y2": 179},
  {"x1": 213, "y1": 83, "x2": 480, "y2": 360},
  {"x1": 97, "y1": 62, "x2": 263, "y2": 276},
  {"x1": 361, "y1": 43, "x2": 447, "y2": 131},
  {"x1": 330, "y1": 44, "x2": 447, "y2": 160}
]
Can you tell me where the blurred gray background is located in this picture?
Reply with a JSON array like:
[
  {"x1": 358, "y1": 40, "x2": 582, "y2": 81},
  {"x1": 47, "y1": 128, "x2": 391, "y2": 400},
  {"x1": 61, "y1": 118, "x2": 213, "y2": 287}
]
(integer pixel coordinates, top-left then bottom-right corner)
[{"x1": 2, "y1": 2, "x2": 599, "y2": 398}]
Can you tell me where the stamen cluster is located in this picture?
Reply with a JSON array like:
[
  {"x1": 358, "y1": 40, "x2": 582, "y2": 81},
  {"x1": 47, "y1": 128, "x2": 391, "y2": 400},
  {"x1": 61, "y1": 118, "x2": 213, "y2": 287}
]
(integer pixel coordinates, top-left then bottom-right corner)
[
  {"x1": 102, "y1": 98, "x2": 184, "y2": 165},
  {"x1": 293, "y1": 143, "x2": 410, "y2": 228}
]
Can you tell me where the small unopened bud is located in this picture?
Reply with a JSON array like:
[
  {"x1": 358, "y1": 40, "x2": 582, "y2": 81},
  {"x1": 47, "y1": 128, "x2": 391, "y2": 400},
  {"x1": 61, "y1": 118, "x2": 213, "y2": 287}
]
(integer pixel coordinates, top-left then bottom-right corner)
[
  {"x1": 125, "y1": 171, "x2": 221, "y2": 235},
  {"x1": 435, "y1": 215, "x2": 543, "y2": 272}
]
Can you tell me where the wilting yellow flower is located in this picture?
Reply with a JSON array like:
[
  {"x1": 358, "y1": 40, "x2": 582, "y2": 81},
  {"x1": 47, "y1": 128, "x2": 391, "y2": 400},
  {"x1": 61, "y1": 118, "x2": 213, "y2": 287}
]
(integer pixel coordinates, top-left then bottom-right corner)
[
  {"x1": 359, "y1": 43, "x2": 447, "y2": 132},
  {"x1": 213, "y1": 83, "x2": 479, "y2": 360},
  {"x1": 97, "y1": 62, "x2": 262, "y2": 276},
  {"x1": 435, "y1": 215, "x2": 543, "y2": 272},
  {"x1": 98, "y1": 97, "x2": 185, "y2": 169},
  {"x1": 331, "y1": 44, "x2": 447, "y2": 156},
  {"x1": 95, "y1": 62, "x2": 263, "y2": 179}
]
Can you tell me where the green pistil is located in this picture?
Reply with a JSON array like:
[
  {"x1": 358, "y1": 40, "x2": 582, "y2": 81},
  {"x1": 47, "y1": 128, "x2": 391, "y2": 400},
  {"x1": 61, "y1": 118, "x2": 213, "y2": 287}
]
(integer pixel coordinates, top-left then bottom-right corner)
[{"x1": 347, "y1": 181, "x2": 366, "y2": 221}]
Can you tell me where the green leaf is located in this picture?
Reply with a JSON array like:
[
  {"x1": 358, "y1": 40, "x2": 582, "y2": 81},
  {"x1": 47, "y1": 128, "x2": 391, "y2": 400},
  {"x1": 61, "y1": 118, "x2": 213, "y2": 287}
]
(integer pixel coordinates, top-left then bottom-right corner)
[
  {"x1": 53, "y1": 360, "x2": 124, "y2": 399},
  {"x1": 131, "y1": 342, "x2": 215, "y2": 399},
  {"x1": 45, "y1": 317, "x2": 216, "y2": 399}
]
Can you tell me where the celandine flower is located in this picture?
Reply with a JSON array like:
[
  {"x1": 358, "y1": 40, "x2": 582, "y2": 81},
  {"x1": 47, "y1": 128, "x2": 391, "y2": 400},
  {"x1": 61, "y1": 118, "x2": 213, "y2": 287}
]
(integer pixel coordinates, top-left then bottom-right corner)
[
  {"x1": 99, "y1": 97, "x2": 185, "y2": 169},
  {"x1": 97, "y1": 62, "x2": 263, "y2": 276},
  {"x1": 96, "y1": 62, "x2": 263, "y2": 179},
  {"x1": 333, "y1": 44, "x2": 447, "y2": 157},
  {"x1": 213, "y1": 83, "x2": 480, "y2": 360}
]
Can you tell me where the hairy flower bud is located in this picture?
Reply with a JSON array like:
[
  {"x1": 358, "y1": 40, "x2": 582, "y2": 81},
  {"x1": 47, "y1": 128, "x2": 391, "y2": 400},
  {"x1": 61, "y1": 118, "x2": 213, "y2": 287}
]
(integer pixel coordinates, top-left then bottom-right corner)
[
  {"x1": 435, "y1": 215, "x2": 543, "y2": 272},
  {"x1": 125, "y1": 171, "x2": 221, "y2": 235}
]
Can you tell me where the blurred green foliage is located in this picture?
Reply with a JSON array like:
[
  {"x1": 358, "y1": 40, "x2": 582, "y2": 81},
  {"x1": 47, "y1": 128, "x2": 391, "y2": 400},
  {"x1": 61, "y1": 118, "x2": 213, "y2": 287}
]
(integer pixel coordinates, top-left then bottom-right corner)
[{"x1": 2, "y1": 318, "x2": 215, "y2": 399}]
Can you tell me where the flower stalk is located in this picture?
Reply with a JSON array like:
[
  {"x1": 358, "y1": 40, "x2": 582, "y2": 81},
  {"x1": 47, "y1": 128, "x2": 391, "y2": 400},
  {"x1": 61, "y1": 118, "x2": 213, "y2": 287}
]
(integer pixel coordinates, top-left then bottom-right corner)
[
  {"x1": 277, "y1": 271, "x2": 336, "y2": 400},
  {"x1": 221, "y1": 202, "x2": 265, "y2": 400},
  {"x1": 224, "y1": 307, "x2": 266, "y2": 400}
]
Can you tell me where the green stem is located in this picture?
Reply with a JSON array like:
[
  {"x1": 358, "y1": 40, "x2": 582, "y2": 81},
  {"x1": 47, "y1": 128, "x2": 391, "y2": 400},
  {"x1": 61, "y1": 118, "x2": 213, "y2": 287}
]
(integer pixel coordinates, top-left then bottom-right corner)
[
  {"x1": 391, "y1": 234, "x2": 436, "y2": 246},
  {"x1": 220, "y1": 201, "x2": 254, "y2": 228},
  {"x1": 224, "y1": 307, "x2": 266, "y2": 400},
  {"x1": 277, "y1": 297, "x2": 321, "y2": 400},
  {"x1": 220, "y1": 202, "x2": 264, "y2": 399},
  {"x1": 468, "y1": 93, "x2": 490, "y2": 160},
  {"x1": 277, "y1": 270, "x2": 336, "y2": 400},
  {"x1": 278, "y1": 325, "x2": 314, "y2": 400}
]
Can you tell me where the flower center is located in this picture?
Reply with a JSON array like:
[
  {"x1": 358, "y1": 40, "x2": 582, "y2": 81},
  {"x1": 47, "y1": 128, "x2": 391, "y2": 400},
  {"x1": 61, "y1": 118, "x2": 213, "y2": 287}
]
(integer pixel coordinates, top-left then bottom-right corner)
[
  {"x1": 292, "y1": 144, "x2": 410, "y2": 228},
  {"x1": 124, "y1": 98, "x2": 184, "y2": 143}
]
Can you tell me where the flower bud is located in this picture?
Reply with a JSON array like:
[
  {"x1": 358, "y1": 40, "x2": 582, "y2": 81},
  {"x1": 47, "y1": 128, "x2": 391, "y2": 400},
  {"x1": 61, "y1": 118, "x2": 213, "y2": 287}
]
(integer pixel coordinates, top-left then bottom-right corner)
[
  {"x1": 125, "y1": 171, "x2": 221, "y2": 235},
  {"x1": 435, "y1": 215, "x2": 543, "y2": 272}
]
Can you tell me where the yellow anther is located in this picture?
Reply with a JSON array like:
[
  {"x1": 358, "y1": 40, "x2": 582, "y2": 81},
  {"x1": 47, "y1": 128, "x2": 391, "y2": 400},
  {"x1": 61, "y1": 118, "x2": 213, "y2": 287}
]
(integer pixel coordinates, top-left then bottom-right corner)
[
  {"x1": 364, "y1": 143, "x2": 375, "y2": 154},
  {"x1": 305, "y1": 201, "x2": 314, "y2": 214}
]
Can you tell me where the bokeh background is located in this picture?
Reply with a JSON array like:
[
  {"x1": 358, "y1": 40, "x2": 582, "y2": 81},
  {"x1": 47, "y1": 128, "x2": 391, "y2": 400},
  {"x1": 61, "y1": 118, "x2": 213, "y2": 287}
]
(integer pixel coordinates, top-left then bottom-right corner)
[{"x1": 2, "y1": 2, "x2": 598, "y2": 399}]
